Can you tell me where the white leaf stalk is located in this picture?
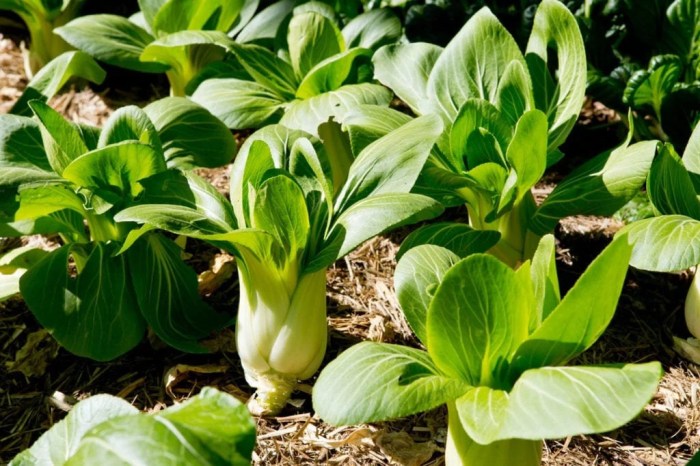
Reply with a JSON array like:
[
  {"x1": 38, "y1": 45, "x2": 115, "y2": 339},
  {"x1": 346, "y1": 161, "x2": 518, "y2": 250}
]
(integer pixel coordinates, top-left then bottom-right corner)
[
  {"x1": 445, "y1": 402, "x2": 542, "y2": 466},
  {"x1": 685, "y1": 271, "x2": 700, "y2": 339},
  {"x1": 236, "y1": 249, "x2": 327, "y2": 415}
]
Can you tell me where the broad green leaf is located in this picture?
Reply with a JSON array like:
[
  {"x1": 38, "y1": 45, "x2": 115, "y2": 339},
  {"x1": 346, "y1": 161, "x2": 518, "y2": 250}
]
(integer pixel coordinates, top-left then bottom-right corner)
[
  {"x1": 372, "y1": 42, "x2": 443, "y2": 115},
  {"x1": 228, "y1": 0, "x2": 260, "y2": 37},
  {"x1": 280, "y1": 83, "x2": 392, "y2": 137},
  {"x1": 624, "y1": 215, "x2": 700, "y2": 272},
  {"x1": 15, "y1": 184, "x2": 85, "y2": 220},
  {"x1": 683, "y1": 119, "x2": 700, "y2": 176},
  {"x1": 495, "y1": 60, "x2": 533, "y2": 127},
  {"x1": 623, "y1": 55, "x2": 682, "y2": 116},
  {"x1": 137, "y1": 0, "x2": 168, "y2": 28},
  {"x1": 140, "y1": 29, "x2": 233, "y2": 73},
  {"x1": 0, "y1": 246, "x2": 48, "y2": 302},
  {"x1": 511, "y1": 236, "x2": 632, "y2": 375},
  {"x1": 55, "y1": 15, "x2": 169, "y2": 73},
  {"x1": 288, "y1": 12, "x2": 343, "y2": 79},
  {"x1": 397, "y1": 222, "x2": 500, "y2": 261},
  {"x1": 98, "y1": 105, "x2": 161, "y2": 151},
  {"x1": 115, "y1": 204, "x2": 233, "y2": 238},
  {"x1": 8, "y1": 395, "x2": 138, "y2": 466},
  {"x1": 234, "y1": 0, "x2": 294, "y2": 45},
  {"x1": 529, "y1": 234, "x2": 560, "y2": 324},
  {"x1": 152, "y1": 0, "x2": 244, "y2": 34},
  {"x1": 62, "y1": 141, "x2": 167, "y2": 204},
  {"x1": 648, "y1": 143, "x2": 700, "y2": 218},
  {"x1": 191, "y1": 78, "x2": 284, "y2": 129},
  {"x1": 395, "y1": 245, "x2": 460, "y2": 344},
  {"x1": 340, "y1": 105, "x2": 411, "y2": 155},
  {"x1": 230, "y1": 42, "x2": 297, "y2": 99},
  {"x1": 0, "y1": 211, "x2": 86, "y2": 240},
  {"x1": 427, "y1": 7, "x2": 526, "y2": 122},
  {"x1": 313, "y1": 342, "x2": 470, "y2": 425},
  {"x1": 531, "y1": 140, "x2": 658, "y2": 235},
  {"x1": 126, "y1": 233, "x2": 230, "y2": 353},
  {"x1": 335, "y1": 115, "x2": 442, "y2": 212},
  {"x1": 427, "y1": 254, "x2": 531, "y2": 386},
  {"x1": 296, "y1": 47, "x2": 372, "y2": 98},
  {"x1": 252, "y1": 174, "x2": 309, "y2": 261},
  {"x1": 0, "y1": 115, "x2": 48, "y2": 172},
  {"x1": 342, "y1": 9, "x2": 401, "y2": 51},
  {"x1": 450, "y1": 99, "x2": 512, "y2": 169},
  {"x1": 19, "y1": 243, "x2": 146, "y2": 361},
  {"x1": 506, "y1": 110, "x2": 548, "y2": 199},
  {"x1": 456, "y1": 363, "x2": 662, "y2": 443},
  {"x1": 10, "y1": 51, "x2": 106, "y2": 117},
  {"x1": 144, "y1": 97, "x2": 236, "y2": 169},
  {"x1": 525, "y1": 0, "x2": 586, "y2": 151},
  {"x1": 327, "y1": 193, "x2": 443, "y2": 262},
  {"x1": 29, "y1": 100, "x2": 88, "y2": 176}
]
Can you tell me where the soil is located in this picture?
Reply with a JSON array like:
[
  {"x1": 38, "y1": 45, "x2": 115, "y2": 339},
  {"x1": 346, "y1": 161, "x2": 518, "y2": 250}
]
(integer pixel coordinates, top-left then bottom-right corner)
[{"x1": 1, "y1": 33, "x2": 698, "y2": 466}]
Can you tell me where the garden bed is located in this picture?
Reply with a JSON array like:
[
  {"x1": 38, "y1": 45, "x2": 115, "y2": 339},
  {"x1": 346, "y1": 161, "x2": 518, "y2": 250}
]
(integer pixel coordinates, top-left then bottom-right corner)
[{"x1": 0, "y1": 32, "x2": 698, "y2": 466}]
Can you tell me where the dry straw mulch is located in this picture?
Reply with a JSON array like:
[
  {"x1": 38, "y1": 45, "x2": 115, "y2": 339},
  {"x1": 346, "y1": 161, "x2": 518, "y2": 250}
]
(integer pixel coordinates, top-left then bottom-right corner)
[{"x1": 1, "y1": 33, "x2": 699, "y2": 465}]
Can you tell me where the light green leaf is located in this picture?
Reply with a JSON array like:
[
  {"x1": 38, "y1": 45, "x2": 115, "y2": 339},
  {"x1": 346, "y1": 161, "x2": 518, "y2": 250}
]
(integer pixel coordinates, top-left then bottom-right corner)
[
  {"x1": 29, "y1": 100, "x2": 88, "y2": 176},
  {"x1": 15, "y1": 184, "x2": 85, "y2": 221},
  {"x1": 495, "y1": 60, "x2": 533, "y2": 127},
  {"x1": 0, "y1": 114, "x2": 48, "y2": 171},
  {"x1": 511, "y1": 235, "x2": 632, "y2": 375},
  {"x1": 427, "y1": 7, "x2": 526, "y2": 122},
  {"x1": 648, "y1": 143, "x2": 700, "y2": 218},
  {"x1": 335, "y1": 115, "x2": 442, "y2": 212},
  {"x1": 280, "y1": 83, "x2": 392, "y2": 136},
  {"x1": 623, "y1": 55, "x2": 682, "y2": 116},
  {"x1": 427, "y1": 254, "x2": 531, "y2": 386},
  {"x1": 19, "y1": 243, "x2": 146, "y2": 361},
  {"x1": 288, "y1": 11, "x2": 343, "y2": 79},
  {"x1": 230, "y1": 42, "x2": 297, "y2": 99},
  {"x1": 372, "y1": 42, "x2": 443, "y2": 115},
  {"x1": 531, "y1": 140, "x2": 658, "y2": 235},
  {"x1": 342, "y1": 9, "x2": 401, "y2": 51},
  {"x1": 0, "y1": 246, "x2": 49, "y2": 302},
  {"x1": 506, "y1": 110, "x2": 548, "y2": 199},
  {"x1": 624, "y1": 215, "x2": 700, "y2": 272},
  {"x1": 151, "y1": 0, "x2": 243, "y2": 34},
  {"x1": 395, "y1": 245, "x2": 460, "y2": 344},
  {"x1": 9, "y1": 395, "x2": 138, "y2": 466},
  {"x1": 296, "y1": 47, "x2": 372, "y2": 98},
  {"x1": 140, "y1": 29, "x2": 233, "y2": 71},
  {"x1": 115, "y1": 204, "x2": 233, "y2": 238},
  {"x1": 313, "y1": 342, "x2": 470, "y2": 426},
  {"x1": 125, "y1": 233, "x2": 230, "y2": 353},
  {"x1": 450, "y1": 99, "x2": 512, "y2": 169},
  {"x1": 55, "y1": 14, "x2": 169, "y2": 73},
  {"x1": 98, "y1": 105, "x2": 161, "y2": 151},
  {"x1": 340, "y1": 105, "x2": 411, "y2": 155},
  {"x1": 529, "y1": 234, "x2": 560, "y2": 324},
  {"x1": 11, "y1": 51, "x2": 106, "y2": 117},
  {"x1": 234, "y1": 0, "x2": 294, "y2": 45},
  {"x1": 144, "y1": 97, "x2": 236, "y2": 169},
  {"x1": 525, "y1": 0, "x2": 586, "y2": 151},
  {"x1": 683, "y1": 119, "x2": 700, "y2": 175},
  {"x1": 397, "y1": 222, "x2": 500, "y2": 261},
  {"x1": 191, "y1": 78, "x2": 284, "y2": 129},
  {"x1": 457, "y1": 363, "x2": 662, "y2": 443}
]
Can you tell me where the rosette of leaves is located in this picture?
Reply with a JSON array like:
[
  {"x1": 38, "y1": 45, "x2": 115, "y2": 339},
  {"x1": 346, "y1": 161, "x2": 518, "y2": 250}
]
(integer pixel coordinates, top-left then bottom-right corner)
[
  {"x1": 0, "y1": 97, "x2": 236, "y2": 360},
  {"x1": 313, "y1": 234, "x2": 663, "y2": 466},
  {"x1": 0, "y1": 0, "x2": 85, "y2": 77},
  {"x1": 621, "y1": 123, "x2": 700, "y2": 362},
  {"x1": 191, "y1": 2, "x2": 401, "y2": 134},
  {"x1": 117, "y1": 116, "x2": 444, "y2": 415},
  {"x1": 54, "y1": 0, "x2": 262, "y2": 96},
  {"x1": 10, "y1": 387, "x2": 256, "y2": 466},
  {"x1": 347, "y1": 0, "x2": 657, "y2": 267}
]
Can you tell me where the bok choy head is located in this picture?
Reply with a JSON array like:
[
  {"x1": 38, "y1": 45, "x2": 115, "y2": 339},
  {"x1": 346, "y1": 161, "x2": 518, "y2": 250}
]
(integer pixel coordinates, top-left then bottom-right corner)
[
  {"x1": 117, "y1": 115, "x2": 444, "y2": 414},
  {"x1": 313, "y1": 234, "x2": 662, "y2": 466},
  {"x1": 0, "y1": 97, "x2": 236, "y2": 360}
]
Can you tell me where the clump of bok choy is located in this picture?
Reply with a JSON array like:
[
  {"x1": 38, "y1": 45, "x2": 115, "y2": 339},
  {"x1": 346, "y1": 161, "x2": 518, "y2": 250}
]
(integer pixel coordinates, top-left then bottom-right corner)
[
  {"x1": 621, "y1": 123, "x2": 700, "y2": 362},
  {"x1": 117, "y1": 116, "x2": 445, "y2": 414},
  {"x1": 350, "y1": 0, "x2": 657, "y2": 267},
  {"x1": 191, "y1": 3, "x2": 401, "y2": 134},
  {"x1": 313, "y1": 235, "x2": 662, "y2": 466},
  {"x1": 0, "y1": 97, "x2": 236, "y2": 360},
  {"x1": 0, "y1": 0, "x2": 84, "y2": 77},
  {"x1": 10, "y1": 387, "x2": 256, "y2": 465},
  {"x1": 55, "y1": 0, "x2": 260, "y2": 96}
]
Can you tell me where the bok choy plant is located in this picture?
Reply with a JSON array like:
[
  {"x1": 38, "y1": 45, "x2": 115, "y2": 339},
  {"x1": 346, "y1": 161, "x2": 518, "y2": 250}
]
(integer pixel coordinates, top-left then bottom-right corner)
[
  {"x1": 10, "y1": 387, "x2": 255, "y2": 466},
  {"x1": 313, "y1": 235, "x2": 663, "y2": 466},
  {"x1": 55, "y1": 0, "x2": 260, "y2": 96},
  {"x1": 0, "y1": 0, "x2": 84, "y2": 77},
  {"x1": 621, "y1": 123, "x2": 700, "y2": 361},
  {"x1": 191, "y1": 3, "x2": 401, "y2": 134},
  {"x1": 116, "y1": 116, "x2": 444, "y2": 414},
  {"x1": 0, "y1": 97, "x2": 236, "y2": 360},
  {"x1": 349, "y1": 0, "x2": 657, "y2": 267}
]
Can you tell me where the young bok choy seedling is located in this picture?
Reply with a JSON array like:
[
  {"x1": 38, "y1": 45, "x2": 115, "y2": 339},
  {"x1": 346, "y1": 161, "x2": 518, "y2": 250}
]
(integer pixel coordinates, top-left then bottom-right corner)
[
  {"x1": 117, "y1": 116, "x2": 445, "y2": 414},
  {"x1": 313, "y1": 235, "x2": 662, "y2": 466},
  {"x1": 0, "y1": 0, "x2": 84, "y2": 77},
  {"x1": 621, "y1": 123, "x2": 700, "y2": 361},
  {"x1": 350, "y1": 0, "x2": 657, "y2": 267},
  {"x1": 0, "y1": 97, "x2": 236, "y2": 360},
  {"x1": 191, "y1": 4, "x2": 401, "y2": 134}
]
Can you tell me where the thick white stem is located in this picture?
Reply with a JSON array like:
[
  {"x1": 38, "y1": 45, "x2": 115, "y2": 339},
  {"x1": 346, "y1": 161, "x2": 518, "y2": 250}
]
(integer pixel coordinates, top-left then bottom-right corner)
[{"x1": 685, "y1": 271, "x2": 700, "y2": 338}]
